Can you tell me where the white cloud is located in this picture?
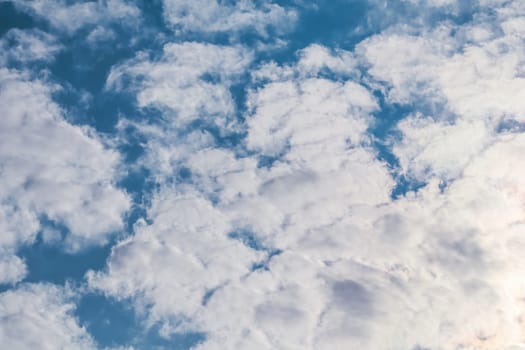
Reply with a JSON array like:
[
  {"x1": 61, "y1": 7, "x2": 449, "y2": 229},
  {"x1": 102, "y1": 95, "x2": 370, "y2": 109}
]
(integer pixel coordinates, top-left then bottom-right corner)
[
  {"x1": 252, "y1": 44, "x2": 358, "y2": 83},
  {"x1": 13, "y1": 0, "x2": 140, "y2": 35},
  {"x1": 438, "y1": 41, "x2": 525, "y2": 122},
  {"x1": 161, "y1": 0, "x2": 297, "y2": 36},
  {"x1": 358, "y1": 0, "x2": 525, "y2": 182},
  {"x1": 89, "y1": 3, "x2": 525, "y2": 345},
  {"x1": 296, "y1": 44, "x2": 357, "y2": 77},
  {"x1": 0, "y1": 283, "x2": 96, "y2": 350},
  {"x1": 245, "y1": 78, "x2": 376, "y2": 157},
  {"x1": 107, "y1": 42, "x2": 252, "y2": 130},
  {"x1": 0, "y1": 255, "x2": 27, "y2": 285},
  {"x1": 90, "y1": 51, "x2": 404, "y2": 348},
  {"x1": 190, "y1": 132, "x2": 525, "y2": 349},
  {"x1": 359, "y1": 1, "x2": 525, "y2": 119},
  {"x1": 1, "y1": 0, "x2": 521, "y2": 347},
  {"x1": 88, "y1": 188, "x2": 264, "y2": 328},
  {"x1": 356, "y1": 25, "x2": 455, "y2": 105},
  {"x1": 106, "y1": 41, "x2": 254, "y2": 190},
  {"x1": 394, "y1": 115, "x2": 493, "y2": 181},
  {"x1": 0, "y1": 28, "x2": 62, "y2": 65},
  {"x1": 0, "y1": 68, "x2": 130, "y2": 282}
]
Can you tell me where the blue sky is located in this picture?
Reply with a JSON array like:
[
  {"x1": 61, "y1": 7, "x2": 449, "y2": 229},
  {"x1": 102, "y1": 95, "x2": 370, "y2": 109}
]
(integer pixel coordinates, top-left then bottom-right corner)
[{"x1": 1, "y1": 0, "x2": 525, "y2": 349}]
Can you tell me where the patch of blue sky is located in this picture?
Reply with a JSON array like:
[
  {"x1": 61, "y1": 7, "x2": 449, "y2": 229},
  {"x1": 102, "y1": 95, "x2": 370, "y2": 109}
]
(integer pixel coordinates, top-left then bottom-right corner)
[
  {"x1": 19, "y1": 236, "x2": 111, "y2": 285},
  {"x1": 228, "y1": 229, "x2": 270, "y2": 252},
  {"x1": 0, "y1": 2, "x2": 35, "y2": 35},
  {"x1": 269, "y1": 0, "x2": 371, "y2": 61},
  {"x1": 49, "y1": 43, "x2": 166, "y2": 132},
  {"x1": 228, "y1": 229, "x2": 283, "y2": 272},
  {"x1": 76, "y1": 294, "x2": 206, "y2": 349},
  {"x1": 367, "y1": 92, "x2": 428, "y2": 198}
]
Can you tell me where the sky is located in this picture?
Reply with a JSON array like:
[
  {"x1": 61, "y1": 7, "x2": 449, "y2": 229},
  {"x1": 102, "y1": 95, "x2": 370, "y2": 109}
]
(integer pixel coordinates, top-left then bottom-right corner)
[{"x1": 1, "y1": 0, "x2": 525, "y2": 349}]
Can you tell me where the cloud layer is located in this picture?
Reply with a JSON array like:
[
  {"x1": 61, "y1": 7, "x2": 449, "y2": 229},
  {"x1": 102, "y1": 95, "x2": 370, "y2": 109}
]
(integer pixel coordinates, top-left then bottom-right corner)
[{"x1": 1, "y1": 0, "x2": 525, "y2": 349}]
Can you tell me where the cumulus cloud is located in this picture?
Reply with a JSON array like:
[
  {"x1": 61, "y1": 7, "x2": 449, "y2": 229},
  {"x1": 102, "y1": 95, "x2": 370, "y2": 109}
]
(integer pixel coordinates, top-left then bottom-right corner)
[
  {"x1": 361, "y1": 0, "x2": 525, "y2": 118},
  {"x1": 88, "y1": 188, "x2": 264, "y2": 329},
  {"x1": 393, "y1": 115, "x2": 492, "y2": 181},
  {"x1": 0, "y1": 68, "x2": 130, "y2": 282},
  {"x1": 106, "y1": 41, "x2": 254, "y2": 187},
  {"x1": 85, "y1": 26, "x2": 117, "y2": 45},
  {"x1": 107, "y1": 42, "x2": 252, "y2": 130},
  {"x1": 2, "y1": 0, "x2": 525, "y2": 348},
  {"x1": 0, "y1": 283, "x2": 96, "y2": 349},
  {"x1": 177, "y1": 121, "x2": 525, "y2": 350},
  {"x1": 252, "y1": 44, "x2": 358, "y2": 83},
  {"x1": 161, "y1": 0, "x2": 297, "y2": 36},
  {"x1": 0, "y1": 255, "x2": 27, "y2": 285},
  {"x1": 245, "y1": 78, "x2": 375, "y2": 156},
  {"x1": 89, "y1": 61, "x2": 391, "y2": 334}
]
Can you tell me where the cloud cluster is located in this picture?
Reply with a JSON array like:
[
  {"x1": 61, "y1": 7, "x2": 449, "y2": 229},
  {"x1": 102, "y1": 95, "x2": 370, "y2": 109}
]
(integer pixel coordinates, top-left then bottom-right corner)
[
  {"x1": 0, "y1": 68, "x2": 130, "y2": 283},
  {"x1": 358, "y1": 0, "x2": 525, "y2": 182},
  {"x1": 107, "y1": 42, "x2": 252, "y2": 130},
  {"x1": 89, "y1": 1, "x2": 525, "y2": 350},
  {"x1": 2, "y1": 0, "x2": 525, "y2": 349},
  {"x1": 0, "y1": 283, "x2": 96, "y2": 349},
  {"x1": 89, "y1": 47, "x2": 396, "y2": 349}
]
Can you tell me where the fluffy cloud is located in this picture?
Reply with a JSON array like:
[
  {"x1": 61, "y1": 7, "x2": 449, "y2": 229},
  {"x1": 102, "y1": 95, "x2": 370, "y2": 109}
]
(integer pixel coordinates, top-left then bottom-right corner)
[
  {"x1": 0, "y1": 255, "x2": 27, "y2": 285},
  {"x1": 393, "y1": 116, "x2": 492, "y2": 181},
  {"x1": 107, "y1": 41, "x2": 254, "y2": 187},
  {"x1": 12, "y1": 0, "x2": 140, "y2": 35},
  {"x1": 182, "y1": 120, "x2": 525, "y2": 350},
  {"x1": 88, "y1": 187, "x2": 264, "y2": 328},
  {"x1": 0, "y1": 283, "x2": 96, "y2": 349},
  {"x1": 358, "y1": 0, "x2": 525, "y2": 182},
  {"x1": 357, "y1": 1, "x2": 525, "y2": 119},
  {"x1": 90, "y1": 49, "x2": 403, "y2": 348},
  {"x1": 245, "y1": 78, "x2": 375, "y2": 156},
  {"x1": 88, "y1": 1, "x2": 525, "y2": 348},
  {"x1": 0, "y1": 68, "x2": 130, "y2": 282},
  {"x1": 161, "y1": 0, "x2": 297, "y2": 36},
  {"x1": 107, "y1": 42, "x2": 252, "y2": 130},
  {"x1": 357, "y1": 25, "x2": 455, "y2": 105},
  {"x1": 3, "y1": 0, "x2": 525, "y2": 348},
  {"x1": 90, "y1": 129, "x2": 525, "y2": 349}
]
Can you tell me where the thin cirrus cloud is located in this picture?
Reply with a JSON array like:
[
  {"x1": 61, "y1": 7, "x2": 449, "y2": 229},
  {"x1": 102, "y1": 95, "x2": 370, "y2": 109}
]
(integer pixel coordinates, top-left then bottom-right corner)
[{"x1": 1, "y1": 0, "x2": 525, "y2": 349}]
